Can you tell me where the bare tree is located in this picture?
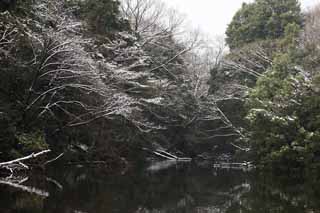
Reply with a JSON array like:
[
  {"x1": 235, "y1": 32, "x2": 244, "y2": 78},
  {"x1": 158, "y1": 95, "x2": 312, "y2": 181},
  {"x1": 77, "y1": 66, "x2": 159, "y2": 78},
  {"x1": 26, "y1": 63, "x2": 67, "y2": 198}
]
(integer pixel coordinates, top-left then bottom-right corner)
[
  {"x1": 120, "y1": 0, "x2": 185, "y2": 44},
  {"x1": 303, "y1": 3, "x2": 320, "y2": 49},
  {"x1": 184, "y1": 34, "x2": 227, "y2": 98}
]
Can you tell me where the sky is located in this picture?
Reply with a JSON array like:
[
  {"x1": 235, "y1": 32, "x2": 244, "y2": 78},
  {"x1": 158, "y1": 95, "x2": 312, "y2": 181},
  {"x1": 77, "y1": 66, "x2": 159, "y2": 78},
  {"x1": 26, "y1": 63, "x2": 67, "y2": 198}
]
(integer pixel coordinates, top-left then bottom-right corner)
[{"x1": 163, "y1": 0, "x2": 320, "y2": 37}]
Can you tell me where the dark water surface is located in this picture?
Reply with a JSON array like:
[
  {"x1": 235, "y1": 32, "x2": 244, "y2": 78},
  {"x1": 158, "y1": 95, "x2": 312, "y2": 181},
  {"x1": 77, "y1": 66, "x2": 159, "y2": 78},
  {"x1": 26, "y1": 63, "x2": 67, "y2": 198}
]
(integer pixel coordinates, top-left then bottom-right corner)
[{"x1": 1, "y1": 162, "x2": 320, "y2": 213}]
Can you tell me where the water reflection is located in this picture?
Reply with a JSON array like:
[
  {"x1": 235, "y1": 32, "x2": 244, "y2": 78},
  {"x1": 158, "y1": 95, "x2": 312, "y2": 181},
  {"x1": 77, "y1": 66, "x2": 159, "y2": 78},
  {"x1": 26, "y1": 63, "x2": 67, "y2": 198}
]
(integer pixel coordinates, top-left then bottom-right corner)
[{"x1": 0, "y1": 162, "x2": 320, "y2": 213}]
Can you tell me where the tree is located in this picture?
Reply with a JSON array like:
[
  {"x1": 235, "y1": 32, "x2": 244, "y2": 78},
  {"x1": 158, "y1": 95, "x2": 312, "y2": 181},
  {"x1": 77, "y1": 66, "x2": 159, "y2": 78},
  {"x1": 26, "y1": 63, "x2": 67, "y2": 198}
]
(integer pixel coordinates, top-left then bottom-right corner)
[
  {"x1": 79, "y1": 0, "x2": 129, "y2": 34},
  {"x1": 301, "y1": 3, "x2": 320, "y2": 75},
  {"x1": 120, "y1": 0, "x2": 184, "y2": 43},
  {"x1": 244, "y1": 20, "x2": 320, "y2": 169},
  {"x1": 246, "y1": 52, "x2": 320, "y2": 168},
  {"x1": 303, "y1": 4, "x2": 320, "y2": 48},
  {"x1": 226, "y1": 0, "x2": 303, "y2": 49},
  {"x1": 0, "y1": 0, "x2": 139, "y2": 159}
]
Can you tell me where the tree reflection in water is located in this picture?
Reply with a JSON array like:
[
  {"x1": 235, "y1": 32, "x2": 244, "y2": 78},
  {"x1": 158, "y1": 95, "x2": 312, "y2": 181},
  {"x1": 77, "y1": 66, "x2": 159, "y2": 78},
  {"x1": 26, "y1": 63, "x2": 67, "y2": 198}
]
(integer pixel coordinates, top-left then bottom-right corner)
[{"x1": 0, "y1": 163, "x2": 320, "y2": 213}]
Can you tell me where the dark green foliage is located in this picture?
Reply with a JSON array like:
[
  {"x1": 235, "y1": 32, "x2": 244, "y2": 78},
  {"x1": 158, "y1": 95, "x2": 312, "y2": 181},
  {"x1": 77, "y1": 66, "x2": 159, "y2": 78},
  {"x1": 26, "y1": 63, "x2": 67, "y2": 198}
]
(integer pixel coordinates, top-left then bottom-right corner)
[
  {"x1": 246, "y1": 53, "x2": 303, "y2": 166},
  {"x1": 77, "y1": 0, "x2": 130, "y2": 34},
  {"x1": 212, "y1": 0, "x2": 320, "y2": 170},
  {"x1": 226, "y1": 0, "x2": 303, "y2": 49},
  {"x1": 247, "y1": 63, "x2": 320, "y2": 169},
  {"x1": 16, "y1": 131, "x2": 48, "y2": 154},
  {"x1": 245, "y1": 27, "x2": 320, "y2": 169}
]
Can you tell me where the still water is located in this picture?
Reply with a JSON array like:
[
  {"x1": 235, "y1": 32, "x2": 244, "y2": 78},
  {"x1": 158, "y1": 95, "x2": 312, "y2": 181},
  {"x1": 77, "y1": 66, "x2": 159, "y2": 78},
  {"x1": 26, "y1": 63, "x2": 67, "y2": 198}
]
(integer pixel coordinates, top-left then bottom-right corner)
[{"x1": 0, "y1": 161, "x2": 320, "y2": 213}]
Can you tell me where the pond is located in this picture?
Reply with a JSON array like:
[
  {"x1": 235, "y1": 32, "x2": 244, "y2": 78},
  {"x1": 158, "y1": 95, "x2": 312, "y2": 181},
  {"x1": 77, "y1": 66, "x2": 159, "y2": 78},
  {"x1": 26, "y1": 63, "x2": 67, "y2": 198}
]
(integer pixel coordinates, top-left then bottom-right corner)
[{"x1": 0, "y1": 161, "x2": 320, "y2": 213}]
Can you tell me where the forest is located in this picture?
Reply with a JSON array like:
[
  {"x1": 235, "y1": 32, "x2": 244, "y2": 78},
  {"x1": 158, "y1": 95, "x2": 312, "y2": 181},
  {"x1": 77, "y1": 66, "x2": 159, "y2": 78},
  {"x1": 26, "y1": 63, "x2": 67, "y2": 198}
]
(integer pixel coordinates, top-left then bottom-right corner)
[{"x1": 0, "y1": 0, "x2": 320, "y2": 176}]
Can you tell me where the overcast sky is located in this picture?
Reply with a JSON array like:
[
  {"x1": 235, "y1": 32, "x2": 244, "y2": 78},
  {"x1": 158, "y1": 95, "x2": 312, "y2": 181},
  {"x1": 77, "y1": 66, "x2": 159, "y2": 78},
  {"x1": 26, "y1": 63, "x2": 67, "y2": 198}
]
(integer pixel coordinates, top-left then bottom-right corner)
[{"x1": 163, "y1": 0, "x2": 320, "y2": 37}]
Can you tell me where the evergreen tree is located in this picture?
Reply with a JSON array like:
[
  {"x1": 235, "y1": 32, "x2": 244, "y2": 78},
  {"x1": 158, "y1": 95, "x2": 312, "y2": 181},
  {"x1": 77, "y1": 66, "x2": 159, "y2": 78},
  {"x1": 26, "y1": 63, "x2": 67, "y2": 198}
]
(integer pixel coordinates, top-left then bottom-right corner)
[
  {"x1": 246, "y1": 24, "x2": 320, "y2": 169},
  {"x1": 226, "y1": 0, "x2": 303, "y2": 49},
  {"x1": 79, "y1": 0, "x2": 129, "y2": 34}
]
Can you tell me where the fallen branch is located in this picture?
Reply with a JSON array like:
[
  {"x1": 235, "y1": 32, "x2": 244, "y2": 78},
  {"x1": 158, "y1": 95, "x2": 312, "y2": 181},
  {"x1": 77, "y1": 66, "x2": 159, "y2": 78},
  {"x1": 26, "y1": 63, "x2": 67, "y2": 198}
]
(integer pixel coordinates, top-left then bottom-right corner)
[
  {"x1": 0, "y1": 150, "x2": 51, "y2": 167},
  {"x1": 46, "y1": 177, "x2": 63, "y2": 190},
  {"x1": 0, "y1": 179, "x2": 49, "y2": 197},
  {"x1": 43, "y1": 152, "x2": 64, "y2": 166},
  {"x1": 143, "y1": 148, "x2": 192, "y2": 161},
  {"x1": 230, "y1": 143, "x2": 250, "y2": 152},
  {"x1": 0, "y1": 150, "x2": 51, "y2": 174},
  {"x1": 153, "y1": 151, "x2": 176, "y2": 160},
  {"x1": 156, "y1": 150, "x2": 178, "y2": 159},
  {"x1": 213, "y1": 161, "x2": 254, "y2": 171}
]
